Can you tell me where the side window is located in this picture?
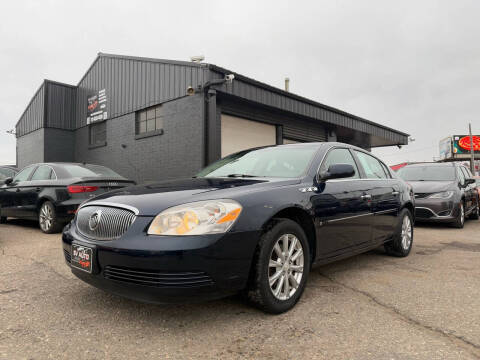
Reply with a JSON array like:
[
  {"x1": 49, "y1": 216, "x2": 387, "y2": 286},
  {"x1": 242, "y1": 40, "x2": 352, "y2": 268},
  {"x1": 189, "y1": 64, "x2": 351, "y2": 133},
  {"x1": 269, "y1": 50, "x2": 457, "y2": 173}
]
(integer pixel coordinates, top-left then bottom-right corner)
[
  {"x1": 31, "y1": 166, "x2": 53, "y2": 181},
  {"x1": 320, "y1": 148, "x2": 359, "y2": 179},
  {"x1": 457, "y1": 167, "x2": 466, "y2": 186},
  {"x1": 461, "y1": 166, "x2": 471, "y2": 179},
  {"x1": 354, "y1": 151, "x2": 388, "y2": 179},
  {"x1": 13, "y1": 166, "x2": 35, "y2": 182},
  {"x1": 381, "y1": 163, "x2": 392, "y2": 178}
]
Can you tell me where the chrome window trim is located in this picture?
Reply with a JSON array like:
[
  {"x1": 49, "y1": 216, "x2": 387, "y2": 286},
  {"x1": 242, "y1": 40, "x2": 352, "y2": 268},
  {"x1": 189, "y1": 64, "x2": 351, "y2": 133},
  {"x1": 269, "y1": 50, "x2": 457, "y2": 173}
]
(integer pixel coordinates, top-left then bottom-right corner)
[
  {"x1": 79, "y1": 201, "x2": 140, "y2": 215},
  {"x1": 316, "y1": 145, "x2": 393, "y2": 183}
]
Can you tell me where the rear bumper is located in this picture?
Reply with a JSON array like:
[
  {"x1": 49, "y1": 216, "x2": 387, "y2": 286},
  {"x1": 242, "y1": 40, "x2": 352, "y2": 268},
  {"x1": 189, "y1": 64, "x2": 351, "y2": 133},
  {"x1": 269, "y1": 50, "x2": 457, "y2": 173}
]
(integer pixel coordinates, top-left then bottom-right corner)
[{"x1": 62, "y1": 219, "x2": 260, "y2": 303}]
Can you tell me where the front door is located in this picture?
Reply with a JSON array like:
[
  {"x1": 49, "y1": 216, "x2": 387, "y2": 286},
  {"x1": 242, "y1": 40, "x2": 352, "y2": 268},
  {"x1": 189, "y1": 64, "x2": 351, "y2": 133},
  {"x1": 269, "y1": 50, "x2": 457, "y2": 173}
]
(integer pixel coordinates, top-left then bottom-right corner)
[
  {"x1": 313, "y1": 147, "x2": 373, "y2": 256},
  {"x1": 0, "y1": 166, "x2": 36, "y2": 218}
]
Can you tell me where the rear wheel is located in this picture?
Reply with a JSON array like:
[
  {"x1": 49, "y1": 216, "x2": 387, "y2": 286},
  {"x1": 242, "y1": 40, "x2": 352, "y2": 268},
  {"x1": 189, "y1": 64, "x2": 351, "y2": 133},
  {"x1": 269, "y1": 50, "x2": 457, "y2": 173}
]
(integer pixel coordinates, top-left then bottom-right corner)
[
  {"x1": 385, "y1": 208, "x2": 413, "y2": 257},
  {"x1": 245, "y1": 218, "x2": 310, "y2": 314},
  {"x1": 39, "y1": 201, "x2": 63, "y2": 234},
  {"x1": 452, "y1": 202, "x2": 465, "y2": 228}
]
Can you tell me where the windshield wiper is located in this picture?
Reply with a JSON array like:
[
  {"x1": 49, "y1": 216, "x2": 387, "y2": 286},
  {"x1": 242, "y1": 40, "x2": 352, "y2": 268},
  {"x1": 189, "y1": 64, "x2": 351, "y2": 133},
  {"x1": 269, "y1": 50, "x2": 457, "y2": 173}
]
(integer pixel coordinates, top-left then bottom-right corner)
[{"x1": 225, "y1": 174, "x2": 258, "y2": 178}]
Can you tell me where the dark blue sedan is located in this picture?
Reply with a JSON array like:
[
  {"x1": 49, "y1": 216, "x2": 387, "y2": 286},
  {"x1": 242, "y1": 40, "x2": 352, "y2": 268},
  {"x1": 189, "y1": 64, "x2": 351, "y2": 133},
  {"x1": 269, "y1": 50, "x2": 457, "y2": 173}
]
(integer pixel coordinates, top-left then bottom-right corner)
[{"x1": 62, "y1": 142, "x2": 414, "y2": 313}]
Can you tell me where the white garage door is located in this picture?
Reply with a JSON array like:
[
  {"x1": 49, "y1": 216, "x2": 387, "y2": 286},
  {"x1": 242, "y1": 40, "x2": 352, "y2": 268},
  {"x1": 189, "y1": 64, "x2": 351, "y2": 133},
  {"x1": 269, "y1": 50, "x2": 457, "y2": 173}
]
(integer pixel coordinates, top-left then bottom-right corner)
[{"x1": 221, "y1": 114, "x2": 277, "y2": 157}]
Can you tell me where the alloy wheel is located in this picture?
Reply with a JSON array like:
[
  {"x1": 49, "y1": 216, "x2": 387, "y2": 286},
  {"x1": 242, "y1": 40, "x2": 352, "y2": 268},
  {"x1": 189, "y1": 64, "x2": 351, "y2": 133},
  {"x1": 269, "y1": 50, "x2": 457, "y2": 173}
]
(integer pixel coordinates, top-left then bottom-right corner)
[
  {"x1": 460, "y1": 204, "x2": 465, "y2": 225},
  {"x1": 39, "y1": 204, "x2": 53, "y2": 232},
  {"x1": 268, "y1": 233, "x2": 304, "y2": 301},
  {"x1": 401, "y1": 215, "x2": 412, "y2": 250}
]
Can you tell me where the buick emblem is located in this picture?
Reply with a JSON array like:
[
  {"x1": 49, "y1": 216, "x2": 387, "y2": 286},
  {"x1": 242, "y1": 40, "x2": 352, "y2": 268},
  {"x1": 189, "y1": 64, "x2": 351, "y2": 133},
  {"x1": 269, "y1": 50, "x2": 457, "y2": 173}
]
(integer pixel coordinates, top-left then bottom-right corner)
[{"x1": 88, "y1": 210, "x2": 102, "y2": 231}]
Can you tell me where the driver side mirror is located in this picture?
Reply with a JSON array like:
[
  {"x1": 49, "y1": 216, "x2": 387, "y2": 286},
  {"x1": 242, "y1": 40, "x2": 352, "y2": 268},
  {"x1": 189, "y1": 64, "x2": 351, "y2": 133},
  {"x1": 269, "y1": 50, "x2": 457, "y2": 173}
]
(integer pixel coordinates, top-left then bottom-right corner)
[
  {"x1": 4, "y1": 177, "x2": 13, "y2": 185},
  {"x1": 319, "y1": 164, "x2": 355, "y2": 181},
  {"x1": 465, "y1": 178, "x2": 476, "y2": 186}
]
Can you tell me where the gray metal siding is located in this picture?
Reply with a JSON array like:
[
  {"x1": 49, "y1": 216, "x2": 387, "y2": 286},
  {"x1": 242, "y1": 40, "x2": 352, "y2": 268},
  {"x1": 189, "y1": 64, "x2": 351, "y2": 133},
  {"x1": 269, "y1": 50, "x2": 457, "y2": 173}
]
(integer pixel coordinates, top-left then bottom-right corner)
[
  {"x1": 210, "y1": 68, "x2": 408, "y2": 145},
  {"x1": 16, "y1": 83, "x2": 45, "y2": 137},
  {"x1": 45, "y1": 82, "x2": 76, "y2": 130},
  {"x1": 17, "y1": 128, "x2": 45, "y2": 168},
  {"x1": 75, "y1": 55, "x2": 209, "y2": 129}
]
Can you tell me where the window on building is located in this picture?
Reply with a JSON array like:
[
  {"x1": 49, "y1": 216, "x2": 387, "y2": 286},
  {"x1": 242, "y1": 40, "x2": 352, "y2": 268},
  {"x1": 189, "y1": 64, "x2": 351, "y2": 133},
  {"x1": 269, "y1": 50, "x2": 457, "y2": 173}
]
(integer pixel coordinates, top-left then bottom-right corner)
[
  {"x1": 320, "y1": 148, "x2": 359, "y2": 179},
  {"x1": 136, "y1": 104, "x2": 164, "y2": 135},
  {"x1": 89, "y1": 121, "x2": 106, "y2": 146}
]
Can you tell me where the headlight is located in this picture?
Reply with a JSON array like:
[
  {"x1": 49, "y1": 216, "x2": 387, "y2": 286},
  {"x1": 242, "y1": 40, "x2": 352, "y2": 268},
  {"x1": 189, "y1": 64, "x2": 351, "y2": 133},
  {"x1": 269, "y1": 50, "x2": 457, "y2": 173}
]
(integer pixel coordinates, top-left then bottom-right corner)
[
  {"x1": 147, "y1": 200, "x2": 242, "y2": 236},
  {"x1": 428, "y1": 191, "x2": 454, "y2": 199}
]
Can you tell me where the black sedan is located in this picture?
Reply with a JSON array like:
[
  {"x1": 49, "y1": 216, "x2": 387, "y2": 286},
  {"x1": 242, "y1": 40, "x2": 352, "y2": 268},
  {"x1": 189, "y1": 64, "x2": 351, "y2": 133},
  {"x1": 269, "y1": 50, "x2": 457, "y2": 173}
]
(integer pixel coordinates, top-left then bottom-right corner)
[
  {"x1": 62, "y1": 143, "x2": 414, "y2": 313},
  {"x1": 397, "y1": 162, "x2": 479, "y2": 228},
  {"x1": 0, "y1": 163, "x2": 135, "y2": 233}
]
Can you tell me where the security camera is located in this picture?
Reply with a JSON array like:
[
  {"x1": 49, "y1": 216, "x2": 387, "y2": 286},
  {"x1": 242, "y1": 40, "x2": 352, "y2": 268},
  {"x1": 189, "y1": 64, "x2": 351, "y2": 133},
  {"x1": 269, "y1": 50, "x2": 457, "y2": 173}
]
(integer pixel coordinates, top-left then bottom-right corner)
[
  {"x1": 225, "y1": 74, "x2": 235, "y2": 83},
  {"x1": 186, "y1": 86, "x2": 195, "y2": 96}
]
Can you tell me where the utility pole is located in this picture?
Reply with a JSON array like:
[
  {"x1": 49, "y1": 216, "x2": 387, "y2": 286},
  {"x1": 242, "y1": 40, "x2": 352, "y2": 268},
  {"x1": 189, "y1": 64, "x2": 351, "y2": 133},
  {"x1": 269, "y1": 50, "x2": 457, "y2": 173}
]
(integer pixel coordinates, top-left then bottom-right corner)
[{"x1": 469, "y1": 123, "x2": 475, "y2": 173}]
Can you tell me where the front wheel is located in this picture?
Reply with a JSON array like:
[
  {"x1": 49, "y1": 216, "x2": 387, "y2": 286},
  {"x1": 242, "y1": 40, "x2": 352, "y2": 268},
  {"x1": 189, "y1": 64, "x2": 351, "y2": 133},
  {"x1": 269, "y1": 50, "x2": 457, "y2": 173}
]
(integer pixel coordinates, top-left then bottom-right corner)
[
  {"x1": 39, "y1": 201, "x2": 63, "y2": 234},
  {"x1": 451, "y1": 203, "x2": 465, "y2": 228},
  {"x1": 245, "y1": 218, "x2": 310, "y2": 314},
  {"x1": 385, "y1": 208, "x2": 413, "y2": 257}
]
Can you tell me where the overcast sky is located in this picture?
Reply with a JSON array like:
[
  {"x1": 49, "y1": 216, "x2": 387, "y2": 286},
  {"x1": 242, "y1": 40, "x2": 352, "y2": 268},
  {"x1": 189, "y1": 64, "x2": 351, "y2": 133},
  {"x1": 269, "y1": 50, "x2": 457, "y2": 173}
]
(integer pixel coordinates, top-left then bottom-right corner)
[{"x1": 1, "y1": 0, "x2": 479, "y2": 166}]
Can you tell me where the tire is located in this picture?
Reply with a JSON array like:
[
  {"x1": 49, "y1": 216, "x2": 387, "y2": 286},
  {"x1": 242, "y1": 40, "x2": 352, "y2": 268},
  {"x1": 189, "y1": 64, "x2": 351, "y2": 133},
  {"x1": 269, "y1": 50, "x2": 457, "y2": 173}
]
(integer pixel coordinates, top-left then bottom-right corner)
[
  {"x1": 245, "y1": 218, "x2": 310, "y2": 314},
  {"x1": 38, "y1": 201, "x2": 63, "y2": 234},
  {"x1": 385, "y1": 208, "x2": 413, "y2": 257},
  {"x1": 469, "y1": 199, "x2": 479, "y2": 220},
  {"x1": 451, "y1": 202, "x2": 465, "y2": 228}
]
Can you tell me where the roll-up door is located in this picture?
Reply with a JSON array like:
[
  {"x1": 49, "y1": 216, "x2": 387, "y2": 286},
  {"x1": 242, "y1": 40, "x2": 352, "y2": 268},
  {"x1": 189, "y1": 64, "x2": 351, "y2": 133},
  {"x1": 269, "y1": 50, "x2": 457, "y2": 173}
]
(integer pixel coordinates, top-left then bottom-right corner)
[
  {"x1": 283, "y1": 121, "x2": 327, "y2": 143},
  {"x1": 221, "y1": 114, "x2": 276, "y2": 157}
]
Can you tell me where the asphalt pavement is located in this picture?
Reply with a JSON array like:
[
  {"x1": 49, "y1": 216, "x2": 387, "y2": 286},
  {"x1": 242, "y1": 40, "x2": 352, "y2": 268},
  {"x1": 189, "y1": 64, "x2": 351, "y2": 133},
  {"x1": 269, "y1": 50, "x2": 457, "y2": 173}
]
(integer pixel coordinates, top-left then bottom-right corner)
[{"x1": 1, "y1": 218, "x2": 479, "y2": 359}]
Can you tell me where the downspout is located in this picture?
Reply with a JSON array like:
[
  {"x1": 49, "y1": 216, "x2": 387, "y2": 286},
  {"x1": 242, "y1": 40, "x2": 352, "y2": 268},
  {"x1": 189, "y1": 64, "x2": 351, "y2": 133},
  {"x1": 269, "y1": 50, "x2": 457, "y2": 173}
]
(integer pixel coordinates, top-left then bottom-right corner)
[{"x1": 202, "y1": 73, "x2": 235, "y2": 166}]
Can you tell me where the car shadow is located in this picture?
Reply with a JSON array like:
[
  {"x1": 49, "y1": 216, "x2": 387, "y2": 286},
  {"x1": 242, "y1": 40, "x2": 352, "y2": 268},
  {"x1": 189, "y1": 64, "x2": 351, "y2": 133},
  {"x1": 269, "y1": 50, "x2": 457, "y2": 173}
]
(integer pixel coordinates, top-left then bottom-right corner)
[
  {"x1": 4, "y1": 218, "x2": 40, "y2": 229},
  {"x1": 65, "y1": 247, "x2": 389, "y2": 325}
]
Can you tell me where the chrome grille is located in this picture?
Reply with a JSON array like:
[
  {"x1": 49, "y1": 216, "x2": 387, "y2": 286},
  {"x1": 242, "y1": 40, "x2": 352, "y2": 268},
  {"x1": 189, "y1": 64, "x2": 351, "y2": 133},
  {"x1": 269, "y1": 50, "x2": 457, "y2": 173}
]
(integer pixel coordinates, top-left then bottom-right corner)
[{"x1": 76, "y1": 205, "x2": 136, "y2": 241}]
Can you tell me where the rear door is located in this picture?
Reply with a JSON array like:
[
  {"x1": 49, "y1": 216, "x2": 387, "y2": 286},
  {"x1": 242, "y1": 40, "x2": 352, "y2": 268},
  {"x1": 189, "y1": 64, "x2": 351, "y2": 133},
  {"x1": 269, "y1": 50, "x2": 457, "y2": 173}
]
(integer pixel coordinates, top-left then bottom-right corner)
[
  {"x1": 313, "y1": 147, "x2": 373, "y2": 256},
  {"x1": 353, "y1": 151, "x2": 400, "y2": 242}
]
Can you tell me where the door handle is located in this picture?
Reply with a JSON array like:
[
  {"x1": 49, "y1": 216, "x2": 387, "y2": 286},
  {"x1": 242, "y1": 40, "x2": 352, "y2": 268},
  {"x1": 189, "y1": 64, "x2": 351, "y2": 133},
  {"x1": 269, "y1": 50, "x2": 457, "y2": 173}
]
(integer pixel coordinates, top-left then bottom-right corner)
[
  {"x1": 361, "y1": 194, "x2": 372, "y2": 200},
  {"x1": 392, "y1": 191, "x2": 400, "y2": 195},
  {"x1": 35, "y1": 187, "x2": 41, "y2": 192}
]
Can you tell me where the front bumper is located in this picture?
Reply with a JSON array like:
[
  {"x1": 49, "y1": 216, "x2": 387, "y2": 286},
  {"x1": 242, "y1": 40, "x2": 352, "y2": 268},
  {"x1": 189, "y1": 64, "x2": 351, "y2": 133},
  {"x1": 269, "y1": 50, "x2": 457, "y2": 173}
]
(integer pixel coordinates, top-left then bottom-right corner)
[
  {"x1": 62, "y1": 217, "x2": 260, "y2": 304},
  {"x1": 414, "y1": 198, "x2": 458, "y2": 222}
]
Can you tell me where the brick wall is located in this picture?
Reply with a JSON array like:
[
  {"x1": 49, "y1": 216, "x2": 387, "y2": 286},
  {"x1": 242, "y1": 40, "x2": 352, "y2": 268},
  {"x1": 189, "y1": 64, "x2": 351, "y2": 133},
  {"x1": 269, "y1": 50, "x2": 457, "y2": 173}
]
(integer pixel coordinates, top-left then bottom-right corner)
[{"x1": 74, "y1": 94, "x2": 205, "y2": 183}]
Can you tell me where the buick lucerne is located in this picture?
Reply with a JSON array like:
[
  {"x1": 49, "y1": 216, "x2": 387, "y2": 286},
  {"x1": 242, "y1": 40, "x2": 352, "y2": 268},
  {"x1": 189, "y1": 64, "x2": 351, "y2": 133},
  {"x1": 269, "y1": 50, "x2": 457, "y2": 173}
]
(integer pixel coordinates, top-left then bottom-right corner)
[{"x1": 62, "y1": 143, "x2": 414, "y2": 313}]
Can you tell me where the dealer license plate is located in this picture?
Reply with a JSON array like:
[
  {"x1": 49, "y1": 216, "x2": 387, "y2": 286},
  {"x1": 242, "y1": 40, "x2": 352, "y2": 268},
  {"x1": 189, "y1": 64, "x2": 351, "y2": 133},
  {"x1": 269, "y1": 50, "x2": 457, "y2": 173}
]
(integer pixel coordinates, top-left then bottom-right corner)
[{"x1": 71, "y1": 244, "x2": 93, "y2": 273}]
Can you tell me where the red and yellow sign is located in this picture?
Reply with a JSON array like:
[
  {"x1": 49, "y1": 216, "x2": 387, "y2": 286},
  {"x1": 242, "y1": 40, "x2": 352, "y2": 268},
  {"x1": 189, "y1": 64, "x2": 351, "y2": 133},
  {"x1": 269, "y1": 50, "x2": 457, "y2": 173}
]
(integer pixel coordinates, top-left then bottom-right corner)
[{"x1": 458, "y1": 136, "x2": 480, "y2": 152}]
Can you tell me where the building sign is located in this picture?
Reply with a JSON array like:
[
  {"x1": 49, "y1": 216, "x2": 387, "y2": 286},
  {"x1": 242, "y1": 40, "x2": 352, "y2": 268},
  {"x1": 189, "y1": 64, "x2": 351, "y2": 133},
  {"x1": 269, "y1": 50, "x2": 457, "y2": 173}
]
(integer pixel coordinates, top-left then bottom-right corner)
[
  {"x1": 87, "y1": 89, "x2": 107, "y2": 124},
  {"x1": 439, "y1": 137, "x2": 452, "y2": 160},
  {"x1": 453, "y1": 135, "x2": 480, "y2": 154}
]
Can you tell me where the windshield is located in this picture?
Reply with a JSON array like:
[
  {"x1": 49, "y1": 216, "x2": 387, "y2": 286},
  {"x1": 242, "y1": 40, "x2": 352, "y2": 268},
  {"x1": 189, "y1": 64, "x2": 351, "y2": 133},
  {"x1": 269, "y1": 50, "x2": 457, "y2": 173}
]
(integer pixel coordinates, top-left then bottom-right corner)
[
  {"x1": 196, "y1": 146, "x2": 318, "y2": 178},
  {"x1": 63, "y1": 164, "x2": 124, "y2": 179},
  {"x1": 397, "y1": 166, "x2": 456, "y2": 181}
]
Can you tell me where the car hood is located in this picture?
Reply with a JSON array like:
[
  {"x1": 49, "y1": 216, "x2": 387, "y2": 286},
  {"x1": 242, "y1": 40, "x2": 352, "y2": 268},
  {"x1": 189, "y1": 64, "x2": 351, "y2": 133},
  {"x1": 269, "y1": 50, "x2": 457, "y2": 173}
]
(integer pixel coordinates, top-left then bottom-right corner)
[
  {"x1": 82, "y1": 177, "x2": 301, "y2": 216},
  {"x1": 407, "y1": 181, "x2": 455, "y2": 194}
]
